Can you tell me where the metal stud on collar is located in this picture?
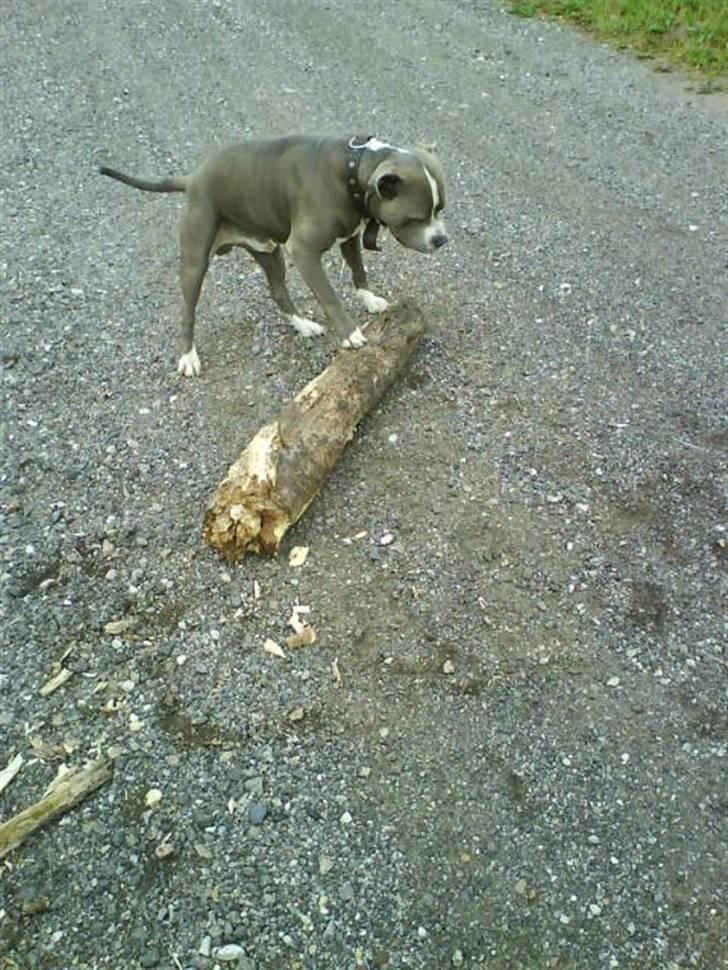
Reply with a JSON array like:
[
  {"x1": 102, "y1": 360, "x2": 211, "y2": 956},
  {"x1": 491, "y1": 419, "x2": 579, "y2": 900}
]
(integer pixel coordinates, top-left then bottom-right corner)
[
  {"x1": 345, "y1": 135, "x2": 382, "y2": 249},
  {"x1": 345, "y1": 137, "x2": 373, "y2": 212}
]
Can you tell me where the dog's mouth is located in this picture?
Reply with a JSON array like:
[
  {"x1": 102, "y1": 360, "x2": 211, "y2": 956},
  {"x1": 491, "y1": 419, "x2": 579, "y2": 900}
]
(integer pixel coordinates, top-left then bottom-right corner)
[{"x1": 389, "y1": 223, "x2": 449, "y2": 254}]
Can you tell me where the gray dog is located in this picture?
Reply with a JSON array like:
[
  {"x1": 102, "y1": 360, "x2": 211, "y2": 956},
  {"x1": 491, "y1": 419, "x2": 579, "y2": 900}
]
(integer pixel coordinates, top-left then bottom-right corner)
[{"x1": 100, "y1": 135, "x2": 447, "y2": 376}]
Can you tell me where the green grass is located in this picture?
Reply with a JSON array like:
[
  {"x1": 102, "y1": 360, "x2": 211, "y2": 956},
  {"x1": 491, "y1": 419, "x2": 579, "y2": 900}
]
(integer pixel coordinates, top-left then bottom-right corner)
[{"x1": 511, "y1": 0, "x2": 728, "y2": 80}]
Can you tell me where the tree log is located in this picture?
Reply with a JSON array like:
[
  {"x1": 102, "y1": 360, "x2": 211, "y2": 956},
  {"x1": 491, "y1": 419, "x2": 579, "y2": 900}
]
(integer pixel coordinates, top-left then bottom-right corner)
[
  {"x1": 203, "y1": 300, "x2": 427, "y2": 560},
  {"x1": 0, "y1": 758, "x2": 113, "y2": 858}
]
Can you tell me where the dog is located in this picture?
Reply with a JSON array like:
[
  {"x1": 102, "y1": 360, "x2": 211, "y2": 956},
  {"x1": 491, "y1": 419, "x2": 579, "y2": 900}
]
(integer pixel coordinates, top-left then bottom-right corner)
[{"x1": 99, "y1": 135, "x2": 447, "y2": 376}]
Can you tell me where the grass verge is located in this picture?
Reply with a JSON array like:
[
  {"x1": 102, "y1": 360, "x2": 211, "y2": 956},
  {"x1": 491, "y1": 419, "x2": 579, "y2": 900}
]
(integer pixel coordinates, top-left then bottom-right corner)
[{"x1": 510, "y1": 0, "x2": 728, "y2": 84}]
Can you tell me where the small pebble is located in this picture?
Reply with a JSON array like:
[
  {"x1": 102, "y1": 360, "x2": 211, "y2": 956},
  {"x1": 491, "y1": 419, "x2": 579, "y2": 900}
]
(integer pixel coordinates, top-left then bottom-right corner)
[
  {"x1": 244, "y1": 776, "x2": 264, "y2": 796},
  {"x1": 248, "y1": 802, "x2": 267, "y2": 825},
  {"x1": 339, "y1": 882, "x2": 355, "y2": 901},
  {"x1": 215, "y1": 943, "x2": 245, "y2": 962}
]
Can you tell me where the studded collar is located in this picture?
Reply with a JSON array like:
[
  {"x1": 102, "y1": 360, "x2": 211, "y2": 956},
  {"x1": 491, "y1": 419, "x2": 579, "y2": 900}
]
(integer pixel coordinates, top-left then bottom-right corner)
[{"x1": 345, "y1": 135, "x2": 385, "y2": 251}]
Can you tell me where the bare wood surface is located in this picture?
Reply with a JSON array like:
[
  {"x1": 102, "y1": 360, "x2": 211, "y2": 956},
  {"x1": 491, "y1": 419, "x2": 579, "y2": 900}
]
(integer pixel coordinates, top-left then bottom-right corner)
[
  {"x1": 0, "y1": 758, "x2": 113, "y2": 858},
  {"x1": 203, "y1": 300, "x2": 427, "y2": 560},
  {"x1": 0, "y1": 753, "x2": 24, "y2": 796}
]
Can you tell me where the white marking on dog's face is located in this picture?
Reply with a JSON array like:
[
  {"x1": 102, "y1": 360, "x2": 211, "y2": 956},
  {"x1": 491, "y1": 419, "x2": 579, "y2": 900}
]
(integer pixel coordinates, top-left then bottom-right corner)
[
  {"x1": 421, "y1": 166, "x2": 448, "y2": 251},
  {"x1": 289, "y1": 315, "x2": 325, "y2": 337},
  {"x1": 355, "y1": 289, "x2": 389, "y2": 313},
  {"x1": 178, "y1": 346, "x2": 201, "y2": 377},
  {"x1": 424, "y1": 167, "x2": 440, "y2": 214},
  {"x1": 342, "y1": 326, "x2": 367, "y2": 348}
]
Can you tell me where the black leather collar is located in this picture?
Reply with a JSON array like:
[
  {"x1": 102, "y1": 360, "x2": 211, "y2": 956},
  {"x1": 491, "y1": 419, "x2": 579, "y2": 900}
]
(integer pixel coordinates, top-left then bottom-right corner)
[{"x1": 345, "y1": 135, "x2": 382, "y2": 251}]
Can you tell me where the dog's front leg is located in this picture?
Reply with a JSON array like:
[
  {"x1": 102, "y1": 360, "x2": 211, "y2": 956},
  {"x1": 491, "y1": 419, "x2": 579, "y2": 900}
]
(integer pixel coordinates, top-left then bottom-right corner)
[
  {"x1": 340, "y1": 235, "x2": 389, "y2": 315},
  {"x1": 287, "y1": 244, "x2": 366, "y2": 348}
]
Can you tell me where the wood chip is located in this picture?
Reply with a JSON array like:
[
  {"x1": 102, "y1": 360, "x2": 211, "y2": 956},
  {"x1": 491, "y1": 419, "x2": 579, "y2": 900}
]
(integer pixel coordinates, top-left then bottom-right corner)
[
  {"x1": 288, "y1": 545, "x2": 309, "y2": 568},
  {"x1": 29, "y1": 737, "x2": 67, "y2": 762},
  {"x1": 0, "y1": 757, "x2": 113, "y2": 858},
  {"x1": 285, "y1": 626, "x2": 317, "y2": 649},
  {"x1": 0, "y1": 753, "x2": 23, "y2": 795},
  {"x1": 103, "y1": 618, "x2": 132, "y2": 636},
  {"x1": 253, "y1": 580, "x2": 262, "y2": 600},
  {"x1": 155, "y1": 842, "x2": 175, "y2": 859},
  {"x1": 21, "y1": 896, "x2": 49, "y2": 916},
  {"x1": 145, "y1": 788, "x2": 162, "y2": 808},
  {"x1": 287, "y1": 604, "x2": 311, "y2": 633},
  {"x1": 263, "y1": 638, "x2": 286, "y2": 660},
  {"x1": 331, "y1": 657, "x2": 342, "y2": 688},
  {"x1": 288, "y1": 706, "x2": 305, "y2": 722},
  {"x1": 343, "y1": 530, "x2": 368, "y2": 545},
  {"x1": 288, "y1": 613, "x2": 304, "y2": 634},
  {"x1": 39, "y1": 667, "x2": 72, "y2": 696}
]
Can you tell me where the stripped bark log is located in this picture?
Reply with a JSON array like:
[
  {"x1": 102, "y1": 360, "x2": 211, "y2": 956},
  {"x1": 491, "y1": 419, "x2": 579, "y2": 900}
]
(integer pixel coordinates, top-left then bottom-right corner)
[
  {"x1": 0, "y1": 758, "x2": 113, "y2": 858},
  {"x1": 203, "y1": 300, "x2": 427, "y2": 560}
]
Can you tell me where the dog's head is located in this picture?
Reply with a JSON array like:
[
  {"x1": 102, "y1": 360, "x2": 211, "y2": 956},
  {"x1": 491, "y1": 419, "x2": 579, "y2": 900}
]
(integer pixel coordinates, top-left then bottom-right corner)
[{"x1": 365, "y1": 146, "x2": 448, "y2": 254}]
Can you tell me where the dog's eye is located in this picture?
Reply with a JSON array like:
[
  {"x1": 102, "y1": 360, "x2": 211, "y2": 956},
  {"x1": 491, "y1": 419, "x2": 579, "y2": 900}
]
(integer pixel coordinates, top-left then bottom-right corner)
[{"x1": 435, "y1": 204, "x2": 444, "y2": 215}]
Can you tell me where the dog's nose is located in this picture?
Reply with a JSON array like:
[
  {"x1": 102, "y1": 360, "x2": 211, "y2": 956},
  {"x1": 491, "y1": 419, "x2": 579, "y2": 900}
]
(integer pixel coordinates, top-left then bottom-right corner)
[{"x1": 431, "y1": 232, "x2": 448, "y2": 249}]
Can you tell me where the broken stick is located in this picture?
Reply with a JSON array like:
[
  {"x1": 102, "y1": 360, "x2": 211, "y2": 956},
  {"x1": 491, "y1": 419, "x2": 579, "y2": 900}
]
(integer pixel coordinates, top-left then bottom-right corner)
[
  {"x1": 203, "y1": 300, "x2": 427, "y2": 560},
  {"x1": 0, "y1": 758, "x2": 113, "y2": 858}
]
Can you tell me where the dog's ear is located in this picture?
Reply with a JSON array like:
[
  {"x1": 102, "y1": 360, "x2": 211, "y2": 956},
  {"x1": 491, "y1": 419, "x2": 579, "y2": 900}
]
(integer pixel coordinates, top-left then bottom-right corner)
[
  {"x1": 366, "y1": 160, "x2": 402, "y2": 206},
  {"x1": 376, "y1": 172, "x2": 401, "y2": 199}
]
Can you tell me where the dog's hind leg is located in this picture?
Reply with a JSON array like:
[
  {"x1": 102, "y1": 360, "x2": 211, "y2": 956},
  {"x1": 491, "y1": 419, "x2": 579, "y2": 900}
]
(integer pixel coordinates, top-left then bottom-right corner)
[
  {"x1": 177, "y1": 200, "x2": 217, "y2": 376},
  {"x1": 340, "y1": 234, "x2": 389, "y2": 315}
]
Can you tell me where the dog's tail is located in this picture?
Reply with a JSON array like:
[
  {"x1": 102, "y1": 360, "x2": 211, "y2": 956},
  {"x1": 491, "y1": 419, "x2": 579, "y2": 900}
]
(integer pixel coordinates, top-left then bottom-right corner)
[{"x1": 99, "y1": 165, "x2": 187, "y2": 194}]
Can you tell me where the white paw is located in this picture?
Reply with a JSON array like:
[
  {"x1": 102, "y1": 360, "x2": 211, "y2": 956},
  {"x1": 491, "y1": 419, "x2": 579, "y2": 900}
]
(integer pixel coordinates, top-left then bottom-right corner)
[
  {"x1": 342, "y1": 326, "x2": 367, "y2": 349},
  {"x1": 289, "y1": 315, "x2": 325, "y2": 338},
  {"x1": 178, "y1": 346, "x2": 201, "y2": 377},
  {"x1": 355, "y1": 289, "x2": 389, "y2": 314}
]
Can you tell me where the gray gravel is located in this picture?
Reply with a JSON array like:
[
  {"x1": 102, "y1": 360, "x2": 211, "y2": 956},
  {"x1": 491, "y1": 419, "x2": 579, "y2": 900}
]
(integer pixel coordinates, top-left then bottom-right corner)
[{"x1": 1, "y1": 1, "x2": 727, "y2": 968}]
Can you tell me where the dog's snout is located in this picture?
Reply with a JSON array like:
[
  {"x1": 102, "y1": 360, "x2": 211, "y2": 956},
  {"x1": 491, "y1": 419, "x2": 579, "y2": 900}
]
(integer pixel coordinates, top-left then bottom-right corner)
[{"x1": 431, "y1": 232, "x2": 448, "y2": 249}]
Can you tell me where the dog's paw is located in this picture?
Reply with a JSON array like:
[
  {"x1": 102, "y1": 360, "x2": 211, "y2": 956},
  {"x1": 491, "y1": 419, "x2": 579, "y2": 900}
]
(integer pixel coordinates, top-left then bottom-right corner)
[
  {"x1": 355, "y1": 289, "x2": 389, "y2": 314},
  {"x1": 178, "y1": 346, "x2": 201, "y2": 377},
  {"x1": 342, "y1": 327, "x2": 367, "y2": 349},
  {"x1": 289, "y1": 315, "x2": 326, "y2": 338}
]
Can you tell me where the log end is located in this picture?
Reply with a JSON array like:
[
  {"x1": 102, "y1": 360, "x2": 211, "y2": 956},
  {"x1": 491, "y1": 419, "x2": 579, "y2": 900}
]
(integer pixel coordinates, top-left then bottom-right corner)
[
  {"x1": 202, "y1": 491, "x2": 290, "y2": 560},
  {"x1": 202, "y1": 421, "x2": 291, "y2": 561}
]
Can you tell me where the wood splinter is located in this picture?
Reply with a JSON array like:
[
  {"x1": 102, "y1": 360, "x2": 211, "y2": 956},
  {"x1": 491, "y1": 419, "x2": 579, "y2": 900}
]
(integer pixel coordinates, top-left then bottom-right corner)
[
  {"x1": 0, "y1": 758, "x2": 113, "y2": 858},
  {"x1": 203, "y1": 300, "x2": 427, "y2": 561}
]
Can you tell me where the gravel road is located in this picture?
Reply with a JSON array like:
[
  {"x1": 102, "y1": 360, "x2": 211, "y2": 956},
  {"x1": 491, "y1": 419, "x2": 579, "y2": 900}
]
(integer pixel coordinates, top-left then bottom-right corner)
[{"x1": 1, "y1": 2, "x2": 726, "y2": 968}]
